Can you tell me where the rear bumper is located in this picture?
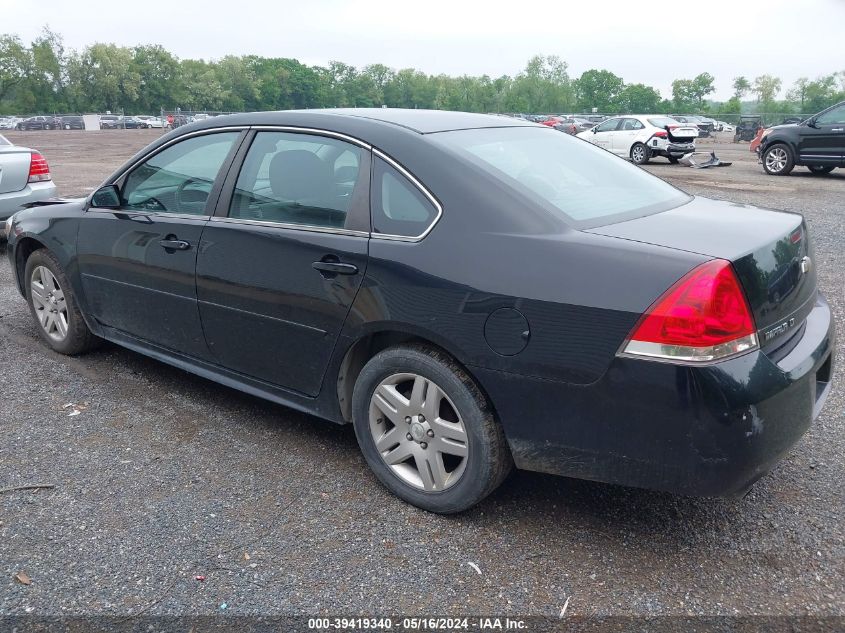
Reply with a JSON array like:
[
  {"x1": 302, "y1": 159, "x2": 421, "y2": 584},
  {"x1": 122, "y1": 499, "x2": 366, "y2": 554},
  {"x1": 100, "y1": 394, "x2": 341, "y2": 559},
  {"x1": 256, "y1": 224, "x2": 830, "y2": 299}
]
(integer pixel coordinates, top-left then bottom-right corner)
[
  {"x1": 475, "y1": 293, "x2": 835, "y2": 497},
  {"x1": 657, "y1": 142, "x2": 696, "y2": 157},
  {"x1": 0, "y1": 181, "x2": 57, "y2": 220}
]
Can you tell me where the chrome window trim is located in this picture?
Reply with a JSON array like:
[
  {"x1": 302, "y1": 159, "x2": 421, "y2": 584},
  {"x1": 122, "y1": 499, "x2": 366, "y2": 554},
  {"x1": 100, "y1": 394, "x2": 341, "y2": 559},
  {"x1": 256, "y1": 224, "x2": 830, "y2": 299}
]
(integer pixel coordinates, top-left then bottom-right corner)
[
  {"x1": 249, "y1": 125, "x2": 372, "y2": 150},
  {"x1": 370, "y1": 148, "x2": 443, "y2": 243},
  {"x1": 86, "y1": 208, "x2": 212, "y2": 221},
  {"x1": 110, "y1": 126, "x2": 249, "y2": 184},
  {"x1": 209, "y1": 216, "x2": 369, "y2": 238}
]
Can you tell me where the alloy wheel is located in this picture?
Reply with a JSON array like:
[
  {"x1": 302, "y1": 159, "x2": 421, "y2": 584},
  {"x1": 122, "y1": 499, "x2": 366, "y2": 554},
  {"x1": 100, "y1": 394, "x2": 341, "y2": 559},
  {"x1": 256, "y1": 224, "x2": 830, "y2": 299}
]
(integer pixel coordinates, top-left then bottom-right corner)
[
  {"x1": 632, "y1": 146, "x2": 645, "y2": 162},
  {"x1": 765, "y1": 147, "x2": 788, "y2": 173},
  {"x1": 30, "y1": 266, "x2": 69, "y2": 342},
  {"x1": 368, "y1": 373, "x2": 469, "y2": 492}
]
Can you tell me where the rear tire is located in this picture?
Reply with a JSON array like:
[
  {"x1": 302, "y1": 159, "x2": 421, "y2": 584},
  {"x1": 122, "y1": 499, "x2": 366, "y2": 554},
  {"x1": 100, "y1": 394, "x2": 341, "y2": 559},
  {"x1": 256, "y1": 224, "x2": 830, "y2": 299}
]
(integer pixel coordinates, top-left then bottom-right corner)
[
  {"x1": 762, "y1": 144, "x2": 794, "y2": 176},
  {"x1": 352, "y1": 345, "x2": 512, "y2": 513},
  {"x1": 808, "y1": 165, "x2": 835, "y2": 175},
  {"x1": 630, "y1": 142, "x2": 650, "y2": 165},
  {"x1": 24, "y1": 249, "x2": 99, "y2": 356}
]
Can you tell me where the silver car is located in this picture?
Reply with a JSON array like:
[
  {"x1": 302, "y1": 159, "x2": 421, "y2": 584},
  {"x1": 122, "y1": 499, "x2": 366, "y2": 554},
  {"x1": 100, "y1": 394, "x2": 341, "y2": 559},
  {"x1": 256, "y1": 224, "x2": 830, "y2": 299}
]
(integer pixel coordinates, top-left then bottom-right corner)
[{"x1": 0, "y1": 134, "x2": 57, "y2": 222}]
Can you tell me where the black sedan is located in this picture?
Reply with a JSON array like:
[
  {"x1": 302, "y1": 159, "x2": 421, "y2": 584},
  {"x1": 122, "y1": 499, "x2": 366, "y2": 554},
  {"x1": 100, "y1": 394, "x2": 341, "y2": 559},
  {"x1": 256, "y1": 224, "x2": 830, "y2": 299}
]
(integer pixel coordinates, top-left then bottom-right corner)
[{"x1": 4, "y1": 109, "x2": 834, "y2": 513}]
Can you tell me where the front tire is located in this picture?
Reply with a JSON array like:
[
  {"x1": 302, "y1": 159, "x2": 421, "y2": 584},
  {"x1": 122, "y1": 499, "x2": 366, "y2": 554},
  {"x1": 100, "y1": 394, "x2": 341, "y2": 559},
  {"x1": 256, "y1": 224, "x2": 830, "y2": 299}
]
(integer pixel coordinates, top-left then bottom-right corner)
[
  {"x1": 25, "y1": 250, "x2": 99, "y2": 355},
  {"x1": 668, "y1": 156, "x2": 680, "y2": 164},
  {"x1": 630, "y1": 142, "x2": 650, "y2": 165},
  {"x1": 352, "y1": 345, "x2": 512, "y2": 513},
  {"x1": 808, "y1": 165, "x2": 835, "y2": 175},
  {"x1": 762, "y1": 144, "x2": 794, "y2": 175}
]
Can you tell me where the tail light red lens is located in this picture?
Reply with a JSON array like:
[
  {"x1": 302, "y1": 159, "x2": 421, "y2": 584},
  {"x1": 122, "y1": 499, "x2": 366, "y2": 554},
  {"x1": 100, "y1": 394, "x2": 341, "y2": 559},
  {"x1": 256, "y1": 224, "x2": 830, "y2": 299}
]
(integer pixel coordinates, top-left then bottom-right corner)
[
  {"x1": 653, "y1": 130, "x2": 668, "y2": 138},
  {"x1": 621, "y1": 259, "x2": 758, "y2": 363},
  {"x1": 28, "y1": 152, "x2": 51, "y2": 183}
]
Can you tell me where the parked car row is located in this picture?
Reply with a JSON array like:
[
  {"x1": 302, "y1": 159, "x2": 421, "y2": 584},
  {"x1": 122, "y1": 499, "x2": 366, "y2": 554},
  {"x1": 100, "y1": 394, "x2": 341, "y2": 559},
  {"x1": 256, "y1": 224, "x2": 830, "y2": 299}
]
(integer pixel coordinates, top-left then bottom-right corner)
[{"x1": 1, "y1": 115, "x2": 169, "y2": 131}]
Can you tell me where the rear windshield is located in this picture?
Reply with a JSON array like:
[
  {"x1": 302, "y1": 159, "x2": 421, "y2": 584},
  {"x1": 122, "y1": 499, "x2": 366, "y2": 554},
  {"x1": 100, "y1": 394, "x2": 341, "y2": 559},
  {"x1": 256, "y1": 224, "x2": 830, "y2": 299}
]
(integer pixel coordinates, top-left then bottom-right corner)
[
  {"x1": 431, "y1": 126, "x2": 690, "y2": 228},
  {"x1": 648, "y1": 117, "x2": 681, "y2": 128}
]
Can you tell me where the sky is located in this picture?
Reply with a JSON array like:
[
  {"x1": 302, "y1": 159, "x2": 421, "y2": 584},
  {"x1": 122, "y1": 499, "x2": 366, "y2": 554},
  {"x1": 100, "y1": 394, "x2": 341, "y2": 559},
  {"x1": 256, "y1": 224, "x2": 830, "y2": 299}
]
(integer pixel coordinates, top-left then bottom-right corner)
[{"x1": 3, "y1": 0, "x2": 844, "y2": 101}]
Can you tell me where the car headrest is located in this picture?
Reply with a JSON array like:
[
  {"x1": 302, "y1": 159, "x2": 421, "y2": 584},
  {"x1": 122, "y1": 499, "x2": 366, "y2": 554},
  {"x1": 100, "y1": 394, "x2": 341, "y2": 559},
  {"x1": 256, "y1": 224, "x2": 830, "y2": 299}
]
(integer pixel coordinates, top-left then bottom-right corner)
[{"x1": 269, "y1": 150, "x2": 332, "y2": 201}]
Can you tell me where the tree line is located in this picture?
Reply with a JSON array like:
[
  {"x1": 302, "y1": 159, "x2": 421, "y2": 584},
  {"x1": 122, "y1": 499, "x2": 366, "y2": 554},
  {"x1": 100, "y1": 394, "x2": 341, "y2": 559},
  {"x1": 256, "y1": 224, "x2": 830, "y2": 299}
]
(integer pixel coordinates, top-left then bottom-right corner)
[{"x1": 1, "y1": 28, "x2": 844, "y2": 117}]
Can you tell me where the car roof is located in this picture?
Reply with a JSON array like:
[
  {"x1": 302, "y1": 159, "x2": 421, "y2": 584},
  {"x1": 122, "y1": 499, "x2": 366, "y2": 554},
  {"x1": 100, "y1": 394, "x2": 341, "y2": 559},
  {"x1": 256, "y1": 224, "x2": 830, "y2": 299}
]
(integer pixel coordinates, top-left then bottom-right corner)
[{"x1": 196, "y1": 108, "x2": 538, "y2": 135}]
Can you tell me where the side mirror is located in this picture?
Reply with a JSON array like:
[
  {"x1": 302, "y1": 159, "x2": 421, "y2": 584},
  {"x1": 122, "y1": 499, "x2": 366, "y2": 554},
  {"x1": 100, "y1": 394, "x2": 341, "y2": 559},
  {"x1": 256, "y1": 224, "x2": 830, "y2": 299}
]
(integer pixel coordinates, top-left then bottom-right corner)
[
  {"x1": 806, "y1": 118, "x2": 818, "y2": 128},
  {"x1": 591, "y1": 127, "x2": 597, "y2": 134},
  {"x1": 90, "y1": 184, "x2": 121, "y2": 209}
]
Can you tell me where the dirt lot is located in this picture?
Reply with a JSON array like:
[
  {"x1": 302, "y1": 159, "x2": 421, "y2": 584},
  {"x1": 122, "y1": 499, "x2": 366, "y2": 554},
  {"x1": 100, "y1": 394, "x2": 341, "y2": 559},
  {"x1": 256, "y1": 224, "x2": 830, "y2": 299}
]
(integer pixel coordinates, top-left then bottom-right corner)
[{"x1": 0, "y1": 129, "x2": 843, "y2": 623}]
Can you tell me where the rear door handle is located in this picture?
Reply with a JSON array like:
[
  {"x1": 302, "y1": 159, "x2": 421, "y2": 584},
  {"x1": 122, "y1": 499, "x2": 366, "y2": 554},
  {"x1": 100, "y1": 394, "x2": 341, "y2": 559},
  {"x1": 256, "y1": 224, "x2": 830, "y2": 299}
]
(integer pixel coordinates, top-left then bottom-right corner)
[
  {"x1": 312, "y1": 261, "x2": 358, "y2": 275},
  {"x1": 832, "y1": 128, "x2": 844, "y2": 132},
  {"x1": 159, "y1": 238, "x2": 191, "y2": 251}
]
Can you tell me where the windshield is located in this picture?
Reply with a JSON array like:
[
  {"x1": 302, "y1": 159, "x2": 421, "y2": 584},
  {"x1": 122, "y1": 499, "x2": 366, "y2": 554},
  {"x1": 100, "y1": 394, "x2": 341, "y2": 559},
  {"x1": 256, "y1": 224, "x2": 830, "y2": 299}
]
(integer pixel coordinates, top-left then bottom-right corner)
[{"x1": 431, "y1": 126, "x2": 690, "y2": 228}]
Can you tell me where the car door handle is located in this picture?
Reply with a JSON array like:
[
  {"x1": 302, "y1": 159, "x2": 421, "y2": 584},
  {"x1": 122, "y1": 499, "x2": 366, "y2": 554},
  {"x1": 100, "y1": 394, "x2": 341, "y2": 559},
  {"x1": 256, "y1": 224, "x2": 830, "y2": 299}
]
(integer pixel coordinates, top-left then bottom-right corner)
[
  {"x1": 159, "y1": 238, "x2": 191, "y2": 251},
  {"x1": 832, "y1": 128, "x2": 844, "y2": 132},
  {"x1": 312, "y1": 261, "x2": 358, "y2": 275}
]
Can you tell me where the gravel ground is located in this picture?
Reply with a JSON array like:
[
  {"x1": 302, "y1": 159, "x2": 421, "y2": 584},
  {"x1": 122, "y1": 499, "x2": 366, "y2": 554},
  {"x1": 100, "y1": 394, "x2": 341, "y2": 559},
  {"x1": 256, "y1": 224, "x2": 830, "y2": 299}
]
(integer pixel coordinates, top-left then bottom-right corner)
[{"x1": 0, "y1": 130, "x2": 842, "y2": 621}]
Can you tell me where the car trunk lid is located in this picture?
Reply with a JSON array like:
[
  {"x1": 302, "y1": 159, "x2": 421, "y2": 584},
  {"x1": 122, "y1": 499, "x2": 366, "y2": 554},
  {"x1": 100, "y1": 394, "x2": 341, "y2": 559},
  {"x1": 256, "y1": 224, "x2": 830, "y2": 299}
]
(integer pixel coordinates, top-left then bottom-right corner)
[
  {"x1": 586, "y1": 197, "x2": 817, "y2": 351},
  {"x1": 0, "y1": 147, "x2": 32, "y2": 194},
  {"x1": 666, "y1": 125, "x2": 698, "y2": 142}
]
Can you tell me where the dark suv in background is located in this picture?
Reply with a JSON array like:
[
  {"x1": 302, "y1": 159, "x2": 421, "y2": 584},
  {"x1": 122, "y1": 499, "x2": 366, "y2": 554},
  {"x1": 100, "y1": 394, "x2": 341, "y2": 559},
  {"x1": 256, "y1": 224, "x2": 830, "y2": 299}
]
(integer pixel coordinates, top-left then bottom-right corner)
[
  {"x1": 60, "y1": 115, "x2": 85, "y2": 130},
  {"x1": 759, "y1": 101, "x2": 845, "y2": 175},
  {"x1": 16, "y1": 116, "x2": 61, "y2": 130}
]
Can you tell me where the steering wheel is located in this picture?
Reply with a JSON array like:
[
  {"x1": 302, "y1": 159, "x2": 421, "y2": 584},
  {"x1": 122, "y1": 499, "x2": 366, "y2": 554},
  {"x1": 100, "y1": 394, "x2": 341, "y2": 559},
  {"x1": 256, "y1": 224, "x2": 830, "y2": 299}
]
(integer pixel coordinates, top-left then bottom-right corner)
[{"x1": 175, "y1": 178, "x2": 211, "y2": 212}]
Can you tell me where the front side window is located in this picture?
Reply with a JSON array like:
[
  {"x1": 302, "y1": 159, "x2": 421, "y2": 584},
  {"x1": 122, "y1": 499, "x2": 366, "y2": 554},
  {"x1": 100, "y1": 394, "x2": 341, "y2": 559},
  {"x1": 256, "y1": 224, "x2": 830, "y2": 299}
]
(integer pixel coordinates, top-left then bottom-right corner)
[
  {"x1": 121, "y1": 132, "x2": 239, "y2": 214},
  {"x1": 371, "y1": 157, "x2": 439, "y2": 238},
  {"x1": 431, "y1": 126, "x2": 690, "y2": 228},
  {"x1": 816, "y1": 105, "x2": 845, "y2": 125},
  {"x1": 595, "y1": 119, "x2": 620, "y2": 133},
  {"x1": 229, "y1": 132, "x2": 363, "y2": 230}
]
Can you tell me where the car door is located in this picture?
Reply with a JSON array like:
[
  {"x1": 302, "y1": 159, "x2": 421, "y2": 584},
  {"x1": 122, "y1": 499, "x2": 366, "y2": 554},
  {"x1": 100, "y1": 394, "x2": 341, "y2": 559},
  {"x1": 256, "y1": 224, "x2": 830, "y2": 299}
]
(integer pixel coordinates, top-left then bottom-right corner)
[
  {"x1": 195, "y1": 129, "x2": 370, "y2": 397},
  {"x1": 612, "y1": 118, "x2": 644, "y2": 155},
  {"x1": 798, "y1": 104, "x2": 845, "y2": 166},
  {"x1": 589, "y1": 118, "x2": 621, "y2": 150},
  {"x1": 76, "y1": 130, "x2": 244, "y2": 359}
]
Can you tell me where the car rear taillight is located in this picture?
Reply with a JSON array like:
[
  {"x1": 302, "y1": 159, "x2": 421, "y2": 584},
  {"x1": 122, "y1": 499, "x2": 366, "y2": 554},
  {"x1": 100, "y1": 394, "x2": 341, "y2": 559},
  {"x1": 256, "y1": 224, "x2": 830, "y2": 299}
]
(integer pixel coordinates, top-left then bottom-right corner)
[
  {"x1": 652, "y1": 130, "x2": 668, "y2": 138},
  {"x1": 620, "y1": 259, "x2": 758, "y2": 363},
  {"x1": 28, "y1": 152, "x2": 51, "y2": 183}
]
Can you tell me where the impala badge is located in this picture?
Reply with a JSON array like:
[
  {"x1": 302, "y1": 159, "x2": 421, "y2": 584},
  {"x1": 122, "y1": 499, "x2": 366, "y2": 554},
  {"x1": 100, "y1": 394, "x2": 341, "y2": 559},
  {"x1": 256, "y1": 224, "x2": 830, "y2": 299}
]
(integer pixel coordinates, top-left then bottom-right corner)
[
  {"x1": 764, "y1": 318, "x2": 796, "y2": 342},
  {"x1": 800, "y1": 256, "x2": 812, "y2": 274}
]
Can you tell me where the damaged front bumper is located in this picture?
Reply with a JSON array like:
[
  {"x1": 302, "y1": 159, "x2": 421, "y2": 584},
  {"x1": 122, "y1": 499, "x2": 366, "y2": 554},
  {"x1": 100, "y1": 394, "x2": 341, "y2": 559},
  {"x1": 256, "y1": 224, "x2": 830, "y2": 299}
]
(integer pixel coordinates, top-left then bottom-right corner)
[{"x1": 475, "y1": 293, "x2": 835, "y2": 498}]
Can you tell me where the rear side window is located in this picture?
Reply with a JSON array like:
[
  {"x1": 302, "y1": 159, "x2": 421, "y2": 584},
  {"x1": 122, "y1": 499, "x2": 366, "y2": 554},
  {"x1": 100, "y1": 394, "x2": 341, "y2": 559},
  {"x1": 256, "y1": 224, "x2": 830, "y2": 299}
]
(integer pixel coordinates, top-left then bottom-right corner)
[
  {"x1": 229, "y1": 131, "x2": 363, "y2": 230},
  {"x1": 371, "y1": 157, "x2": 439, "y2": 238}
]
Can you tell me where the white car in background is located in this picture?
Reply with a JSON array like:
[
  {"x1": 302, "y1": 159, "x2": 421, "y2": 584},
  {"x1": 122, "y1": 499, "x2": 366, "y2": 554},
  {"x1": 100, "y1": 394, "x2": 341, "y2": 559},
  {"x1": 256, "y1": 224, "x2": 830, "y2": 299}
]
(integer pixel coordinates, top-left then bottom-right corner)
[
  {"x1": 577, "y1": 115, "x2": 699, "y2": 164},
  {"x1": 137, "y1": 115, "x2": 165, "y2": 129},
  {"x1": 0, "y1": 117, "x2": 22, "y2": 130}
]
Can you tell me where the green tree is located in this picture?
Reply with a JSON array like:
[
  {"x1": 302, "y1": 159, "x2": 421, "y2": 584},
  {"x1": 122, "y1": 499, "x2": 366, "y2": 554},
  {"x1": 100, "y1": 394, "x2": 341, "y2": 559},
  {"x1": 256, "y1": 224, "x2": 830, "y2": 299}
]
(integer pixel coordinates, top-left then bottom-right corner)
[
  {"x1": 616, "y1": 83, "x2": 662, "y2": 113},
  {"x1": 131, "y1": 45, "x2": 179, "y2": 113},
  {"x1": 574, "y1": 69, "x2": 623, "y2": 112},
  {"x1": 752, "y1": 74, "x2": 782, "y2": 113},
  {"x1": 732, "y1": 76, "x2": 751, "y2": 99},
  {"x1": 0, "y1": 34, "x2": 32, "y2": 108}
]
